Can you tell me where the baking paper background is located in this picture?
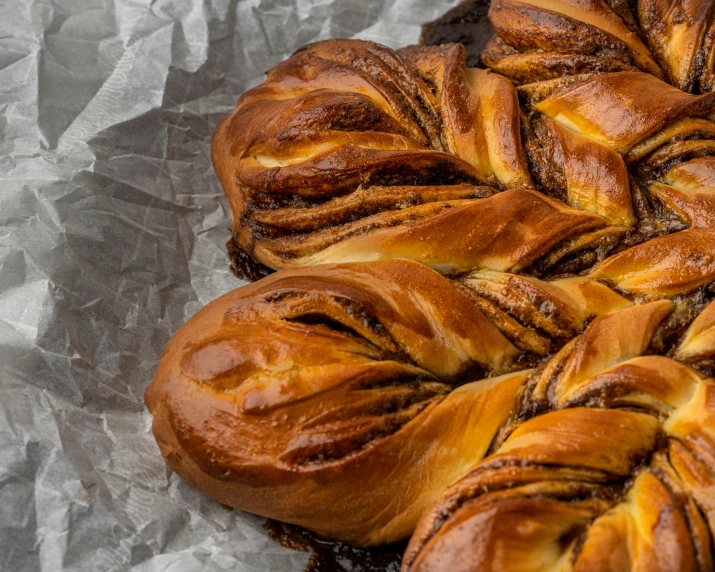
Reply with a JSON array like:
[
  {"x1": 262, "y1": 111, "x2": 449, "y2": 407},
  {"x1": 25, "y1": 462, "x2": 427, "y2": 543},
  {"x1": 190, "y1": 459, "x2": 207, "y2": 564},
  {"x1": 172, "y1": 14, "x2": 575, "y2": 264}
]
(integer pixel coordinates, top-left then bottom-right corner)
[{"x1": 0, "y1": 0, "x2": 464, "y2": 570}]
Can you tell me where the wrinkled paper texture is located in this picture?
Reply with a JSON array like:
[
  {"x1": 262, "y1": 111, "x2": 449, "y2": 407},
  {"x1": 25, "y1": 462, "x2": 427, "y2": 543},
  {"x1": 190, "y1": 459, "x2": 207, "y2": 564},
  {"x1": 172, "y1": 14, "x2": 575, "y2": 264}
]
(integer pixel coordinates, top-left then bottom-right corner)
[{"x1": 0, "y1": 0, "x2": 462, "y2": 570}]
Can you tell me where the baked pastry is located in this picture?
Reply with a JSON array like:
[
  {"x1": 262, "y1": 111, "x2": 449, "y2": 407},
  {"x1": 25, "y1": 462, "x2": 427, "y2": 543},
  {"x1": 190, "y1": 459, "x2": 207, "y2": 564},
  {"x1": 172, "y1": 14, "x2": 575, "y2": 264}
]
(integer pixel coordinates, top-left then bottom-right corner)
[
  {"x1": 146, "y1": 250, "x2": 715, "y2": 549},
  {"x1": 145, "y1": 259, "x2": 531, "y2": 545},
  {"x1": 147, "y1": 3, "x2": 715, "y2": 569},
  {"x1": 212, "y1": 39, "x2": 621, "y2": 274},
  {"x1": 403, "y1": 300, "x2": 715, "y2": 571},
  {"x1": 482, "y1": 0, "x2": 715, "y2": 93}
]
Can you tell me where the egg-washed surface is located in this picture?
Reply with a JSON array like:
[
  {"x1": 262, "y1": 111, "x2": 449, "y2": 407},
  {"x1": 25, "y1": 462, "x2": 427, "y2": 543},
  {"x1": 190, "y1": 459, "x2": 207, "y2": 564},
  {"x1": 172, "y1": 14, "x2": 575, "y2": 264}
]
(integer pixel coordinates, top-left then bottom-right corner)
[
  {"x1": 404, "y1": 301, "x2": 715, "y2": 571},
  {"x1": 148, "y1": 1, "x2": 715, "y2": 570},
  {"x1": 214, "y1": 30, "x2": 715, "y2": 281},
  {"x1": 146, "y1": 258, "x2": 715, "y2": 564}
]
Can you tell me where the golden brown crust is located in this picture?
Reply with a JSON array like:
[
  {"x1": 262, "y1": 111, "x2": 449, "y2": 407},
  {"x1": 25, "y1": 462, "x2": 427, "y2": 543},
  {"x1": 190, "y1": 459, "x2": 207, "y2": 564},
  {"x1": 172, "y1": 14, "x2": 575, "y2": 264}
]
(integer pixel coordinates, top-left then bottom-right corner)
[
  {"x1": 489, "y1": 0, "x2": 662, "y2": 75},
  {"x1": 213, "y1": 35, "x2": 715, "y2": 280},
  {"x1": 404, "y1": 304, "x2": 715, "y2": 572},
  {"x1": 638, "y1": 0, "x2": 715, "y2": 92},
  {"x1": 532, "y1": 72, "x2": 715, "y2": 153},
  {"x1": 147, "y1": 254, "x2": 715, "y2": 548},
  {"x1": 146, "y1": 260, "x2": 528, "y2": 544},
  {"x1": 212, "y1": 39, "x2": 571, "y2": 273},
  {"x1": 148, "y1": 4, "x2": 715, "y2": 567},
  {"x1": 485, "y1": 0, "x2": 715, "y2": 92}
]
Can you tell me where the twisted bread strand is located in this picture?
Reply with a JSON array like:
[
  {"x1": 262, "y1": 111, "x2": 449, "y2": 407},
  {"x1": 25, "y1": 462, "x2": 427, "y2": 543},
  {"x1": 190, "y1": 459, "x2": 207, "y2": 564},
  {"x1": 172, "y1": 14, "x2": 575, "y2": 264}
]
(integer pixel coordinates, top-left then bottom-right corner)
[
  {"x1": 212, "y1": 40, "x2": 646, "y2": 275},
  {"x1": 215, "y1": 36, "x2": 715, "y2": 281},
  {"x1": 145, "y1": 260, "x2": 529, "y2": 544},
  {"x1": 483, "y1": 0, "x2": 715, "y2": 92}
]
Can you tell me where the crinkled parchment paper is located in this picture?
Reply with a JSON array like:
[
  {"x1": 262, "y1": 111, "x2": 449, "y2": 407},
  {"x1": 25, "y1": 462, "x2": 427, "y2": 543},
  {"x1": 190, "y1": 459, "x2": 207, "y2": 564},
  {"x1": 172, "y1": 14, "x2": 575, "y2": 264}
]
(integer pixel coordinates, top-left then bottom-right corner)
[{"x1": 0, "y1": 0, "x2": 462, "y2": 569}]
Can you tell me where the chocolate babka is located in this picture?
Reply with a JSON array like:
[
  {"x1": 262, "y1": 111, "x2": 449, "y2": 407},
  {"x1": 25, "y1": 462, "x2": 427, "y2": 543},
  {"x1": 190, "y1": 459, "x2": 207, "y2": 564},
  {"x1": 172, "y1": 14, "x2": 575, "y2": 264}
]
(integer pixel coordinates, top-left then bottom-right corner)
[{"x1": 147, "y1": 2, "x2": 715, "y2": 569}]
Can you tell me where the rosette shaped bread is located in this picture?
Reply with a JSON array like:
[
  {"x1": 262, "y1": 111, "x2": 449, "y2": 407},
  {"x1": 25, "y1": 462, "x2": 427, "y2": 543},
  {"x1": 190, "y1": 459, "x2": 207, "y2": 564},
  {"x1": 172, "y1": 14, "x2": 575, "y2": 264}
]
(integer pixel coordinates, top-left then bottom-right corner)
[
  {"x1": 212, "y1": 39, "x2": 635, "y2": 275},
  {"x1": 148, "y1": 10, "x2": 715, "y2": 569}
]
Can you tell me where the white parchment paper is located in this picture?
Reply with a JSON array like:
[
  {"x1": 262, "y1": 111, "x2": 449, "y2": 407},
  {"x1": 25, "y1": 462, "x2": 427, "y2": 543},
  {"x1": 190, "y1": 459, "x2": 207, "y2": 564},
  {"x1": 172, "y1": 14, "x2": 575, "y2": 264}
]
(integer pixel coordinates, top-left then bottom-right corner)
[{"x1": 0, "y1": 0, "x2": 462, "y2": 569}]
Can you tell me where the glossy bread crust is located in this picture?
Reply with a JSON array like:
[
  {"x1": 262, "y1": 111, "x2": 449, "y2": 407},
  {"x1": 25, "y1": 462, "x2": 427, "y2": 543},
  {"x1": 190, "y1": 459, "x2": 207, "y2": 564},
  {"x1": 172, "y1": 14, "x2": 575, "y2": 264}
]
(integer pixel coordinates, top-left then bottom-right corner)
[
  {"x1": 403, "y1": 302, "x2": 715, "y2": 571},
  {"x1": 146, "y1": 260, "x2": 528, "y2": 544},
  {"x1": 148, "y1": 2, "x2": 715, "y2": 568}
]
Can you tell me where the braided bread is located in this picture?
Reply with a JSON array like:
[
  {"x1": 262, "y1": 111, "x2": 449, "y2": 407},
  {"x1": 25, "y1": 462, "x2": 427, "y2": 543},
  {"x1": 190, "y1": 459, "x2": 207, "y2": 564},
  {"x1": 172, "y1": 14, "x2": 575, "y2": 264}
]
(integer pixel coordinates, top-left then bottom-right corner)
[
  {"x1": 146, "y1": 2, "x2": 715, "y2": 569},
  {"x1": 211, "y1": 39, "x2": 635, "y2": 275},
  {"x1": 483, "y1": 0, "x2": 715, "y2": 93},
  {"x1": 145, "y1": 260, "x2": 530, "y2": 545}
]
